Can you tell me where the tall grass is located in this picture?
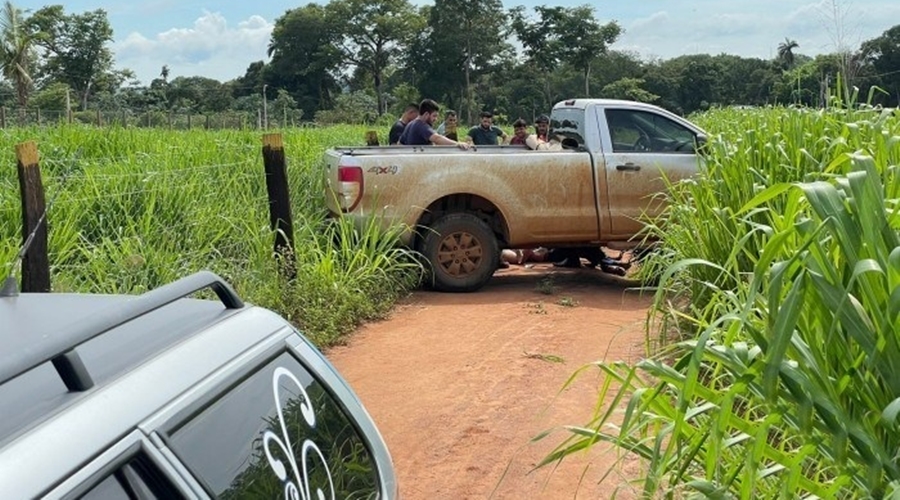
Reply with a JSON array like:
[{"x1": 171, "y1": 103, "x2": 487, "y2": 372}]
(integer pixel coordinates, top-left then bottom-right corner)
[
  {"x1": 544, "y1": 104, "x2": 900, "y2": 497},
  {"x1": 0, "y1": 124, "x2": 420, "y2": 346}
]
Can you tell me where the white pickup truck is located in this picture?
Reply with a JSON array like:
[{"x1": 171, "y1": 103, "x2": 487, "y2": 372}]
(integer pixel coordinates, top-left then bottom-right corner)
[{"x1": 324, "y1": 99, "x2": 708, "y2": 292}]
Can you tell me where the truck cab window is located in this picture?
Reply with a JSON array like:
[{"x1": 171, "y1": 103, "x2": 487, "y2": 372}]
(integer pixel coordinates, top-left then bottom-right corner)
[{"x1": 605, "y1": 109, "x2": 698, "y2": 154}]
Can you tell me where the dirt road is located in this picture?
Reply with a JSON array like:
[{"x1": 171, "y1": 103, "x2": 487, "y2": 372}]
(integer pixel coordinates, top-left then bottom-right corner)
[{"x1": 327, "y1": 263, "x2": 652, "y2": 499}]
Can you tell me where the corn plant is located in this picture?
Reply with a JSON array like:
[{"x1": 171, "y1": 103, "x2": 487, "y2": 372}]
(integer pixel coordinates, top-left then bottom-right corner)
[{"x1": 543, "y1": 97, "x2": 900, "y2": 497}]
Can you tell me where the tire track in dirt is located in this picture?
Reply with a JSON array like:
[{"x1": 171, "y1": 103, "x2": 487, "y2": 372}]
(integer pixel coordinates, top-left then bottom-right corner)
[{"x1": 326, "y1": 264, "x2": 652, "y2": 499}]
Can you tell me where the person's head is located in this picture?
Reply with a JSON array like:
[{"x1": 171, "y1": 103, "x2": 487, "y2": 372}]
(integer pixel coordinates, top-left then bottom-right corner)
[
  {"x1": 480, "y1": 111, "x2": 494, "y2": 129},
  {"x1": 401, "y1": 103, "x2": 418, "y2": 123},
  {"x1": 535, "y1": 114, "x2": 550, "y2": 136},
  {"x1": 418, "y1": 99, "x2": 440, "y2": 125},
  {"x1": 512, "y1": 118, "x2": 528, "y2": 139},
  {"x1": 444, "y1": 110, "x2": 457, "y2": 126}
]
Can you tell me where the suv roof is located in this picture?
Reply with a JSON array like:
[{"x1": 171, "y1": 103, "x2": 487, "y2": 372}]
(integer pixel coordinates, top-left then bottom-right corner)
[{"x1": 0, "y1": 271, "x2": 396, "y2": 498}]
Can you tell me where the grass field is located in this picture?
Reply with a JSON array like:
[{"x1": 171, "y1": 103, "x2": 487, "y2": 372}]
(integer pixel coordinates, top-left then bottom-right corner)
[{"x1": 0, "y1": 124, "x2": 420, "y2": 346}]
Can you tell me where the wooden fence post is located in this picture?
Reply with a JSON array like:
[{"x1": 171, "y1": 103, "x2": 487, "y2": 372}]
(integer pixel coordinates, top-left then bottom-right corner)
[
  {"x1": 15, "y1": 141, "x2": 50, "y2": 292},
  {"x1": 187, "y1": 114, "x2": 192, "y2": 129},
  {"x1": 261, "y1": 133, "x2": 295, "y2": 277},
  {"x1": 96, "y1": 109, "x2": 101, "y2": 126},
  {"x1": 1, "y1": 107, "x2": 6, "y2": 128}
]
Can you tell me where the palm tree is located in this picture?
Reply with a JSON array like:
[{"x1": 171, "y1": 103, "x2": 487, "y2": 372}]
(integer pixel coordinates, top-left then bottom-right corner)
[
  {"x1": 777, "y1": 37, "x2": 799, "y2": 70},
  {"x1": 0, "y1": 1, "x2": 36, "y2": 108}
]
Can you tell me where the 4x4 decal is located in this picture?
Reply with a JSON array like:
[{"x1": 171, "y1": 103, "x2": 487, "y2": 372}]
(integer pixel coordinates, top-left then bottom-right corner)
[{"x1": 263, "y1": 367, "x2": 335, "y2": 500}]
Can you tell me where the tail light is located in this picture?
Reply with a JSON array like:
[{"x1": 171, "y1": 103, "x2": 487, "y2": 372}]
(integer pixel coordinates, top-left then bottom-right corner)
[{"x1": 337, "y1": 165, "x2": 364, "y2": 212}]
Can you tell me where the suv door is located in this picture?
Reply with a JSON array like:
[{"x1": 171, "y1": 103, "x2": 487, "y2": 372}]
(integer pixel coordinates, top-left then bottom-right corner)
[
  {"x1": 599, "y1": 106, "x2": 703, "y2": 237},
  {"x1": 155, "y1": 348, "x2": 390, "y2": 499}
]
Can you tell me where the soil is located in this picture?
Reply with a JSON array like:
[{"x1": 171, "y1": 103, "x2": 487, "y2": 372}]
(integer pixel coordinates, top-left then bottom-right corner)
[{"x1": 326, "y1": 262, "x2": 652, "y2": 499}]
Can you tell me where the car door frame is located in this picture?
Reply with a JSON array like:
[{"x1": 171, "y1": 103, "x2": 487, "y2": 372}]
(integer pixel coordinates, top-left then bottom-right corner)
[{"x1": 45, "y1": 430, "x2": 195, "y2": 499}]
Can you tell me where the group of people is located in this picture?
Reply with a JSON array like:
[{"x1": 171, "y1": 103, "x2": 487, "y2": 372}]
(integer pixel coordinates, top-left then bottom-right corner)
[
  {"x1": 388, "y1": 99, "x2": 553, "y2": 149},
  {"x1": 386, "y1": 99, "x2": 627, "y2": 273}
]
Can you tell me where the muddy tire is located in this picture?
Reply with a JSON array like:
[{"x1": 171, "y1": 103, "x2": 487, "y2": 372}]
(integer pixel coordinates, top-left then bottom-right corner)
[{"x1": 421, "y1": 212, "x2": 499, "y2": 292}]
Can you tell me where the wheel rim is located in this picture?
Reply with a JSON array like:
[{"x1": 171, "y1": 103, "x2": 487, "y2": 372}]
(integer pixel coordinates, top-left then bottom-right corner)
[{"x1": 436, "y1": 230, "x2": 484, "y2": 277}]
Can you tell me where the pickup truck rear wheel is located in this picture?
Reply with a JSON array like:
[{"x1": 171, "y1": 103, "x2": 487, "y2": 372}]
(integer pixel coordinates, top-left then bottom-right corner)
[{"x1": 421, "y1": 213, "x2": 499, "y2": 292}]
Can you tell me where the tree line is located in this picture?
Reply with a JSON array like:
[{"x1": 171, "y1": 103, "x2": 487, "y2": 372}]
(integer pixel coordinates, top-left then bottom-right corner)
[{"x1": 2, "y1": 1, "x2": 900, "y2": 127}]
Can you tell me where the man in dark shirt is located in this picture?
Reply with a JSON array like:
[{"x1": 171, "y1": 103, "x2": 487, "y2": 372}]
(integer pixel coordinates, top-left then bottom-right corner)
[
  {"x1": 399, "y1": 99, "x2": 470, "y2": 149},
  {"x1": 467, "y1": 111, "x2": 508, "y2": 145},
  {"x1": 389, "y1": 103, "x2": 419, "y2": 145}
]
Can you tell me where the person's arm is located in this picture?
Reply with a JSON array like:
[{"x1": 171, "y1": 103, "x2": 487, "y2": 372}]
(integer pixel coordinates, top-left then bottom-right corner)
[
  {"x1": 430, "y1": 133, "x2": 470, "y2": 149},
  {"x1": 497, "y1": 126, "x2": 509, "y2": 144}
]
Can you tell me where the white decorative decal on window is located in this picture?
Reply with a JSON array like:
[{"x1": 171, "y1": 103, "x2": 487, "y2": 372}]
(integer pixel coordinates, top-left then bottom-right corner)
[{"x1": 263, "y1": 367, "x2": 335, "y2": 500}]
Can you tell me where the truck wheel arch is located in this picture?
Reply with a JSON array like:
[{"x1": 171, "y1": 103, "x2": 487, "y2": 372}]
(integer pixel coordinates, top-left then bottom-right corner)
[{"x1": 413, "y1": 193, "x2": 509, "y2": 252}]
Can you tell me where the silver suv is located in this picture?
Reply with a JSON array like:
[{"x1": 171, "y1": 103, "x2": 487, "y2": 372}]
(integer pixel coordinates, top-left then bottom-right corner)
[{"x1": 0, "y1": 271, "x2": 396, "y2": 499}]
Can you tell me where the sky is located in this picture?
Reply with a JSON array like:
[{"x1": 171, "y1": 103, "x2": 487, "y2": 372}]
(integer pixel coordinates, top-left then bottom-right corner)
[{"x1": 14, "y1": 1, "x2": 900, "y2": 85}]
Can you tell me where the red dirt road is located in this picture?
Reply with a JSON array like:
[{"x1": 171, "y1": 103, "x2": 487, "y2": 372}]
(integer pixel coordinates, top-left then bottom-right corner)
[{"x1": 327, "y1": 264, "x2": 651, "y2": 499}]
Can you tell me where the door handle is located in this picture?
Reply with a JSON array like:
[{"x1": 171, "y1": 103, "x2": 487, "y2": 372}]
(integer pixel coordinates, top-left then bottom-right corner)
[{"x1": 616, "y1": 163, "x2": 641, "y2": 171}]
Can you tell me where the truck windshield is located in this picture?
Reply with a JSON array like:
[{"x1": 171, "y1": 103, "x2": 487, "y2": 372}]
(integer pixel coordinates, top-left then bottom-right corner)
[{"x1": 549, "y1": 108, "x2": 585, "y2": 146}]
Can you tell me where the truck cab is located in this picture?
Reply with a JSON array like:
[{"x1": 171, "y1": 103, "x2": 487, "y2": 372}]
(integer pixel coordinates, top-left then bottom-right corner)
[{"x1": 550, "y1": 99, "x2": 707, "y2": 237}]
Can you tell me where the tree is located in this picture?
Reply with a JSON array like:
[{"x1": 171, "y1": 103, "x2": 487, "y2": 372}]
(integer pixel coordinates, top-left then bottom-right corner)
[
  {"x1": 600, "y1": 77, "x2": 658, "y2": 103},
  {"x1": 27, "y1": 6, "x2": 115, "y2": 109},
  {"x1": 166, "y1": 76, "x2": 233, "y2": 112},
  {"x1": 554, "y1": 6, "x2": 620, "y2": 97},
  {"x1": 424, "y1": 0, "x2": 508, "y2": 123},
  {"x1": 777, "y1": 38, "x2": 799, "y2": 69},
  {"x1": 266, "y1": 4, "x2": 343, "y2": 116},
  {"x1": 860, "y1": 25, "x2": 900, "y2": 105},
  {"x1": 510, "y1": 6, "x2": 564, "y2": 107},
  {"x1": 327, "y1": 0, "x2": 424, "y2": 116},
  {"x1": 512, "y1": 5, "x2": 620, "y2": 99},
  {"x1": 0, "y1": 1, "x2": 37, "y2": 107}
]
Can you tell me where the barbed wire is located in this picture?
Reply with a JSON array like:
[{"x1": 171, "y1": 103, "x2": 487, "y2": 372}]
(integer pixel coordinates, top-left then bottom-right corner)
[
  {"x1": 38, "y1": 160, "x2": 259, "y2": 183},
  {"x1": 55, "y1": 174, "x2": 265, "y2": 206}
]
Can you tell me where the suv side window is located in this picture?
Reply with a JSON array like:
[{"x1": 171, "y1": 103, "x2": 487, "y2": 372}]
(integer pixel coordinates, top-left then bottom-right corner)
[
  {"x1": 606, "y1": 109, "x2": 698, "y2": 153},
  {"x1": 165, "y1": 352, "x2": 380, "y2": 499},
  {"x1": 77, "y1": 453, "x2": 184, "y2": 500}
]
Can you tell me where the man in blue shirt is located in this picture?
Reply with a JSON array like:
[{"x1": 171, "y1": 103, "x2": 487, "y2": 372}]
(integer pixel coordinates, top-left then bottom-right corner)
[
  {"x1": 467, "y1": 111, "x2": 508, "y2": 145},
  {"x1": 399, "y1": 99, "x2": 470, "y2": 149},
  {"x1": 389, "y1": 103, "x2": 418, "y2": 145}
]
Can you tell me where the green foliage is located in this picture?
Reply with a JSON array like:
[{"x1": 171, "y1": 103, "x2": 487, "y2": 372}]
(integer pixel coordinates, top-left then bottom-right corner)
[
  {"x1": 314, "y1": 91, "x2": 379, "y2": 125},
  {"x1": 544, "y1": 103, "x2": 900, "y2": 497},
  {"x1": 0, "y1": 124, "x2": 421, "y2": 346},
  {"x1": 600, "y1": 77, "x2": 659, "y2": 103},
  {"x1": 27, "y1": 5, "x2": 115, "y2": 109},
  {"x1": 327, "y1": 0, "x2": 424, "y2": 116},
  {"x1": 0, "y1": 0, "x2": 38, "y2": 107}
]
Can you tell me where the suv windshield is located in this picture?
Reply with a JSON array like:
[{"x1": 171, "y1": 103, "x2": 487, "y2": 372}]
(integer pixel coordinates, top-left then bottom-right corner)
[{"x1": 166, "y1": 352, "x2": 379, "y2": 499}]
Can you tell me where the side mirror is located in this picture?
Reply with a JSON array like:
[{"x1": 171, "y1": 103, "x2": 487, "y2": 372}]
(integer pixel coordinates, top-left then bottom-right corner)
[{"x1": 695, "y1": 133, "x2": 709, "y2": 155}]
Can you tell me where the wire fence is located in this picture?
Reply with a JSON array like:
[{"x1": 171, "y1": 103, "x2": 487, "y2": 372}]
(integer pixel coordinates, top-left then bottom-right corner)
[{"x1": 0, "y1": 107, "x2": 315, "y2": 130}]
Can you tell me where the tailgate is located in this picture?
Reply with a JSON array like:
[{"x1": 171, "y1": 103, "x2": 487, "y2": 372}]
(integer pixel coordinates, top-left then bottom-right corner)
[{"x1": 323, "y1": 149, "x2": 363, "y2": 215}]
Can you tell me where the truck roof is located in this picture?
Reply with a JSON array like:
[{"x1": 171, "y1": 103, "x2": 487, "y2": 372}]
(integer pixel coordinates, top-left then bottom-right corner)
[{"x1": 553, "y1": 98, "x2": 669, "y2": 111}]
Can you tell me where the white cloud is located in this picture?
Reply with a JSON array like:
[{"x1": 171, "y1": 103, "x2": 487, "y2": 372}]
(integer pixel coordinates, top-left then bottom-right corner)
[
  {"x1": 611, "y1": 1, "x2": 900, "y2": 62},
  {"x1": 113, "y1": 11, "x2": 273, "y2": 84}
]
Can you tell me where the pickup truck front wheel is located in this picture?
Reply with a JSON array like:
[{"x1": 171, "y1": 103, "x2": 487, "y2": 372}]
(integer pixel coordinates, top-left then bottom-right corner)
[{"x1": 421, "y1": 213, "x2": 499, "y2": 292}]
